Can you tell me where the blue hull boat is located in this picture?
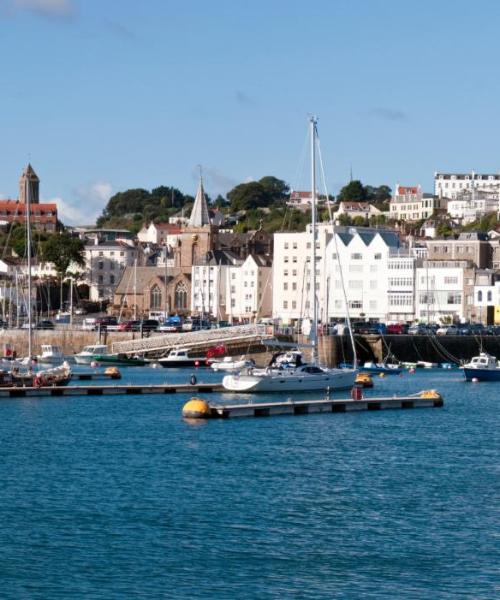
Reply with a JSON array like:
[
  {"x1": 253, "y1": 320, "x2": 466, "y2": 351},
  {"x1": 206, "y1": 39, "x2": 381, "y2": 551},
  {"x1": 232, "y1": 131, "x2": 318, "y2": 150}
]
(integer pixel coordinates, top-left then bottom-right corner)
[
  {"x1": 360, "y1": 362, "x2": 402, "y2": 375},
  {"x1": 462, "y1": 353, "x2": 500, "y2": 382}
]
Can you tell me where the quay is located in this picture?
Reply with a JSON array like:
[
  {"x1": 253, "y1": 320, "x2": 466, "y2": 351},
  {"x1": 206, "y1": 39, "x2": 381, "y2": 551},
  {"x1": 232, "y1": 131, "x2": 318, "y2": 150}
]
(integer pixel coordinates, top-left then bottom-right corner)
[
  {"x1": 182, "y1": 391, "x2": 444, "y2": 419},
  {"x1": 0, "y1": 382, "x2": 225, "y2": 398}
]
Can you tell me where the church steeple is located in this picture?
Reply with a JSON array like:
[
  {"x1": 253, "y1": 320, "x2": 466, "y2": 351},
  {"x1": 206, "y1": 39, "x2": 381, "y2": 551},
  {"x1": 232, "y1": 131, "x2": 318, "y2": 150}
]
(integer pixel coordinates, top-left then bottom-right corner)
[
  {"x1": 188, "y1": 167, "x2": 210, "y2": 227},
  {"x1": 19, "y1": 163, "x2": 40, "y2": 204}
]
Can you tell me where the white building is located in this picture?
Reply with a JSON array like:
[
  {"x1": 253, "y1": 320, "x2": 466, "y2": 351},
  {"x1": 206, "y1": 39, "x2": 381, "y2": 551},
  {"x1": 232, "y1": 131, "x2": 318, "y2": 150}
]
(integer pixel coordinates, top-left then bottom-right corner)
[
  {"x1": 336, "y1": 202, "x2": 383, "y2": 220},
  {"x1": 415, "y1": 260, "x2": 467, "y2": 323},
  {"x1": 435, "y1": 171, "x2": 500, "y2": 200},
  {"x1": 191, "y1": 252, "x2": 273, "y2": 322},
  {"x1": 272, "y1": 225, "x2": 410, "y2": 324},
  {"x1": 84, "y1": 239, "x2": 138, "y2": 301},
  {"x1": 447, "y1": 190, "x2": 498, "y2": 224},
  {"x1": 389, "y1": 185, "x2": 444, "y2": 221},
  {"x1": 137, "y1": 222, "x2": 181, "y2": 244}
]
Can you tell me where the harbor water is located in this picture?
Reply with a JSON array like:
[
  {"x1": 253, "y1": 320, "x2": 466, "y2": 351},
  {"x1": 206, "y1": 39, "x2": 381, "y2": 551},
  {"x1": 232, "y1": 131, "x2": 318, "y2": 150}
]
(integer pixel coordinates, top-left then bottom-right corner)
[{"x1": 0, "y1": 367, "x2": 498, "y2": 599}]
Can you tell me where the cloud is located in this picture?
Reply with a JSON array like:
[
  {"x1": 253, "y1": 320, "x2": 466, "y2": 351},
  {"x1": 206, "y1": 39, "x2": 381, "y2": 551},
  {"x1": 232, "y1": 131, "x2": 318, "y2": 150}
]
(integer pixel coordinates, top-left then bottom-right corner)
[
  {"x1": 366, "y1": 107, "x2": 408, "y2": 122},
  {"x1": 51, "y1": 181, "x2": 113, "y2": 225},
  {"x1": 12, "y1": 0, "x2": 76, "y2": 18},
  {"x1": 235, "y1": 90, "x2": 256, "y2": 107}
]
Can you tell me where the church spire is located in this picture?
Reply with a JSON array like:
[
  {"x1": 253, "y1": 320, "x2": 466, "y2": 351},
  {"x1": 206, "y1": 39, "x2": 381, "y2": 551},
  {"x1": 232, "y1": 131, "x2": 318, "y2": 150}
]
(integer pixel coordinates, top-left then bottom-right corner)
[
  {"x1": 188, "y1": 166, "x2": 210, "y2": 227},
  {"x1": 19, "y1": 163, "x2": 40, "y2": 204}
]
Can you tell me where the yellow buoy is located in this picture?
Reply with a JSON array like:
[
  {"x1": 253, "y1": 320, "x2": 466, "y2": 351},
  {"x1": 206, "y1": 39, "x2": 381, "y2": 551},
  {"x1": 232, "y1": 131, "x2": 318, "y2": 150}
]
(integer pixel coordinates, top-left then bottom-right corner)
[
  {"x1": 355, "y1": 373, "x2": 374, "y2": 388},
  {"x1": 182, "y1": 398, "x2": 211, "y2": 419},
  {"x1": 419, "y1": 389, "x2": 441, "y2": 399},
  {"x1": 104, "y1": 367, "x2": 121, "y2": 379},
  {"x1": 379, "y1": 372, "x2": 385, "y2": 378}
]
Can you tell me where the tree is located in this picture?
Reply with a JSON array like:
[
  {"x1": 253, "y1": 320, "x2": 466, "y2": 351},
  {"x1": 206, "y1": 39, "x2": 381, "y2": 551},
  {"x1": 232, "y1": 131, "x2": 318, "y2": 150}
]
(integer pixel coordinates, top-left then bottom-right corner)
[
  {"x1": 41, "y1": 232, "x2": 85, "y2": 280},
  {"x1": 258, "y1": 176, "x2": 289, "y2": 204},
  {"x1": 337, "y1": 180, "x2": 366, "y2": 202},
  {"x1": 227, "y1": 182, "x2": 269, "y2": 211}
]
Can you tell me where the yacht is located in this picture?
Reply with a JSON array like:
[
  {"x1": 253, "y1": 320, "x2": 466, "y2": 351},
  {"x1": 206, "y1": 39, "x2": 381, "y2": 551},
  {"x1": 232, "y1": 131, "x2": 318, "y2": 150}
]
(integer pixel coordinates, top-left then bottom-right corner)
[
  {"x1": 211, "y1": 356, "x2": 255, "y2": 373},
  {"x1": 223, "y1": 118, "x2": 357, "y2": 393},
  {"x1": 158, "y1": 348, "x2": 208, "y2": 368},
  {"x1": 37, "y1": 344, "x2": 65, "y2": 364}
]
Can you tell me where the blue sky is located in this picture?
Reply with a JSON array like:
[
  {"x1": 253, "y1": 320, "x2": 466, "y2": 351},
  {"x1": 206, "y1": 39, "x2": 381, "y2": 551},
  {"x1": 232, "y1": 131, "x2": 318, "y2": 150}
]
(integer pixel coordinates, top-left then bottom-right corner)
[{"x1": 1, "y1": 0, "x2": 500, "y2": 223}]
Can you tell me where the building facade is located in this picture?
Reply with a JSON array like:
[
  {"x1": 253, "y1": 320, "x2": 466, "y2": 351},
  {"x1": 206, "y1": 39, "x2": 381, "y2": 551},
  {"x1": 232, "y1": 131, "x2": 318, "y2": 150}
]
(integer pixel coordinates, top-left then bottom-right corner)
[
  {"x1": 435, "y1": 172, "x2": 500, "y2": 200},
  {"x1": 389, "y1": 185, "x2": 444, "y2": 221}
]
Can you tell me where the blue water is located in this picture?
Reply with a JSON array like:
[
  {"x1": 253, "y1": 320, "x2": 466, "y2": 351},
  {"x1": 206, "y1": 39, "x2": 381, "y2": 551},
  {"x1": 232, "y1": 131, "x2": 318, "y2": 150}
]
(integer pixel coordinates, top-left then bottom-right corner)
[{"x1": 0, "y1": 367, "x2": 498, "y2": 599}]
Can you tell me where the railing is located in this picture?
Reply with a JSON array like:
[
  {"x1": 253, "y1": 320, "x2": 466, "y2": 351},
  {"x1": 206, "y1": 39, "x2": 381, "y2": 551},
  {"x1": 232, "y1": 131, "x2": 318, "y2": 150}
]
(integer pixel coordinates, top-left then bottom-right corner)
[{"x1": 111, "y1": 324, "x2": 274, "y2": 355}]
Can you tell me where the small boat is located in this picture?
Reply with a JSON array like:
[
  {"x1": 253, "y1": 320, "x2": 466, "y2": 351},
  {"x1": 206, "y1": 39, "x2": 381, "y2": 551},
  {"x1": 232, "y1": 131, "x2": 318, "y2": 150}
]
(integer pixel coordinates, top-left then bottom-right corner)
[
  {"x1": 360, "y1": 361, "x2": 402, "y2": 375},
  {"x1": 93, "y1": 353, "x2": 146, "y2": 367},
  {"x1": 74, "y1": 344, "x2": 109, "y2": 365},
  {"x1": 37, "y1": 344, "x2": 65, "y2": 364},
  {"x1": 462, "y1": 352, "x2": 500, "y2": 382},
  {"x1": 158, "y1": 348, "x2": 208, "y2": 368},
  {"x1": 211, "y1": 356, "x2": 255, "y2": 372},
  {"x1": 416, "y1": 361, "x2": 438, "y2": 369},
  {"x1": 0, "y1": 361, "x2": 72, "y2": 387}
]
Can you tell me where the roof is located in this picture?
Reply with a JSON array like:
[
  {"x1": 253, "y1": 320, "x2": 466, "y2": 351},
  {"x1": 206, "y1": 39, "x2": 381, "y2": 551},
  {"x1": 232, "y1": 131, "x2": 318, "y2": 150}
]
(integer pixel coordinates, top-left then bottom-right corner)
[
  {"x1": 0, "y1": 200, "x2": 57, "y2": 211},
  {"x1": 21, "y1": 163, "x2": 39, "y2": 181},
  {"x1": 188, "y1": 178, "x2": 210, "y2": 227},
  {"x1": 114, "y1": 267, "x2": 189, "y2": 294},
  {"x1": 193, "y1": 249, "x2": 243, "y2": 267}
]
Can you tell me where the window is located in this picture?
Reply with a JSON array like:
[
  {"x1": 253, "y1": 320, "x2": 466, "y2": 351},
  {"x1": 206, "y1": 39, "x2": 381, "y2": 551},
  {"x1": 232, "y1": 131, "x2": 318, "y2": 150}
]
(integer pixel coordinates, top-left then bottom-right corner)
[
  {"x1": 110, "y1": 275, "x2": 115, "y2": 285},
  {"x1": 283, "y1": 282, "x2": 288, "y2": 291},
  {"x1": 348, "y1": 300, "x2": 362, "y2": 309},
  {"x1": 284, "y1": 242, "x2": 289, "y2": 249},
  {"x1": 150, "y1": 284, "x2": 162, "y2": 309},
  {"x1": 292, "y1": 300, "x2": 297, "y2": 309},
  {"x1": 351, "y1": 253, "x2": 362, "y2": 260},
  {"x1": 292, "y1": 242, "x2": 298, "y2": 250},
  {"x1": 175, "y1": 282, "x2": 188, "y2": 309},
  {"x1": 487, "y1": 291, "x2": 492, "y2": 302},
  {"x1": 231, "y1": 286, "x2": 235, "y2": 293},
  {"x1": 477, "y1": 290, "x2": 483, "y2": 302},
  {"x1": 283, "y1": 301, "x2": 288, "y2": 309},
  {"x1": 444, "y1": 276, "x2": 458, "y2": 285},
  {"x1": 284, "y1": 256, "x2": 289, "y2": 263},
  {"x1": 98, "y1": 261, "x2": 104, "y2": 270},
  {"x1": 110, "y1": 262, "x2": 115, "y2": 270},
  {"x1": 284, "y1": 270, "x2": 288, "y2": 277},
  {"x1": 374, "y1": 253, "x2": 382, "y2": 260},
  {"x1": 447, "y1": 293, "x2": 461, "y2": 305},
  {"x1": 98, "y1": 275, "x2": 103, "y2": 284},
  {"x1": 292, "y1": 270, "x2": 297, "y2": 277},
  {"x1": 332, "y1": 253, "x2": 337, "y2": 260},
  {"x1": 292, "y1": 282, "x2": 297, "y2": 291},
  {"x1": 348, "y1": 281, "x2": 363, "y2": 289},
  {"x1": 292, "y1": 256, "x2": 297, "y2": 263},
  {"x1": 231, "y1": 273, "x2": 236, "y2": 280}
]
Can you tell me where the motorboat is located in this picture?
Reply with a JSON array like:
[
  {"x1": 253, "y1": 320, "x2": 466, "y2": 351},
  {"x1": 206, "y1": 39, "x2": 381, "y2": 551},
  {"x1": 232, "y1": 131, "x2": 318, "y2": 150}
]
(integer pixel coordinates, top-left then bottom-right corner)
[
  {"x1": 74, "y1": 344, "x2": 109, "y2": 365},
  {"x1": 462, "y1": 352, "x2": 500, "y2": 382},
  {"x1": 37, "y1": 344, "x2": 65, "y2": 364},
  {"x1": 93, "y1": 353, "x2": 146, "y2": 367},
  {"x1": 360, "y1": 361, "x2": 402, "y2": 375},
  {"x1": 211, "y1": 356, "x2": 255, "y2": 373},
  {"x1": 416, "y1": 361, "x2": 438, "y2": 369},
  {"x1": 158, "y1": 348, "x2": 208, "y2": 368}
]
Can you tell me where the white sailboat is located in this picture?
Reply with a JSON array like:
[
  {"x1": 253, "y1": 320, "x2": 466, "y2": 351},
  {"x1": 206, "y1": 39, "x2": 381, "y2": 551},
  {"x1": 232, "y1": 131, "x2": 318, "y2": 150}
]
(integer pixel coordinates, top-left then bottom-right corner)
[{"x1": 223, "y1": 118, "x2": 357, "y2": 393}]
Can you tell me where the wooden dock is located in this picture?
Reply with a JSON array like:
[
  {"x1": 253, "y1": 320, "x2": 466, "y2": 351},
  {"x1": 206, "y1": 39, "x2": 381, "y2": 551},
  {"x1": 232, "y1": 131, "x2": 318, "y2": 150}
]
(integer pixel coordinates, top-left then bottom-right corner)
[
  {"x1": 206, "y1": 393, "x2": 444, "y2": 419},
  {"x1": 0, "y1": 383, "x2": 225, "y2": 398},
  {"x1": 71, "y1": 372, "x2": 120, "y2": 381}
]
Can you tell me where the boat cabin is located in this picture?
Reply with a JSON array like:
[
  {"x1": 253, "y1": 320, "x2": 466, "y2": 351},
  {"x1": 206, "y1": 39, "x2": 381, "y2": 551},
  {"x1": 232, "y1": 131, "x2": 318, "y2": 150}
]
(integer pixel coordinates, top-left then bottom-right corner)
[{"x1": 467, "y1": 353, "x2": 498, "y2": 370}]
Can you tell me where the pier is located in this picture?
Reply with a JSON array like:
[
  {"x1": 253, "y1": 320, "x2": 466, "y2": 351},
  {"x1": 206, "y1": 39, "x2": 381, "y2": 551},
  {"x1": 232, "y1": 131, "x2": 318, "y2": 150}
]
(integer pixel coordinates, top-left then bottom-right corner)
[
  {"x1": 0, "y1": 383, "x2": 225, "y2": 398},
  {"x1": 183, "y1": 391, "x2": 444, "y2": 419}
]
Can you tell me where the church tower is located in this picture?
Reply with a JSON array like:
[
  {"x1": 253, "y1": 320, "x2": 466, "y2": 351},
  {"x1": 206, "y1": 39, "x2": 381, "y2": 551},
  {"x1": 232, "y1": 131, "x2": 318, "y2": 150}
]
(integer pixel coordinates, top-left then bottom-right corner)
[
  {"x1": 19, "y1": 164, "x2": 40, "y2": 204},
  {"x1": 188, "y1": 171, "x2": 210, "y2": 227}
]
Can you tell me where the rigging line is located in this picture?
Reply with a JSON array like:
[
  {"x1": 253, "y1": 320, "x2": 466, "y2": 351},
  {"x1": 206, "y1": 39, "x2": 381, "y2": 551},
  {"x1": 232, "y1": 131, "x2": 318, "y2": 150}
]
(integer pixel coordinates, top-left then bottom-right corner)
[{"x1": 316, "y1": 130, "x2": 357, "y2": 368}]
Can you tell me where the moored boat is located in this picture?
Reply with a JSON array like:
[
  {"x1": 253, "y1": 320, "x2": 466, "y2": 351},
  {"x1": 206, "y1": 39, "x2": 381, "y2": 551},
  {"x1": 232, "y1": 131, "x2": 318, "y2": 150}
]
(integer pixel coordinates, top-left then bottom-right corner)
[
  {"x1": 37, "y1": 344, "x2": 65, "y2": 364},
  {"x1": 360, "y1": 361, "x2": 402, "y2": 375},
  {"x1": 462, "y1": 352, "x2": 500, "y2": 382},
  {"x1": 74, "y1": 344, "x2": 109, "y2": 365},
  {"x1": 158, "y1": 348, "x2": 208, "y2": 368},
  {"x1": 93, "y1": 353, "x2": 146, "y2": 367},
  {"x1": 211, "y1": 356, "x2": 255, "y2": 372}
]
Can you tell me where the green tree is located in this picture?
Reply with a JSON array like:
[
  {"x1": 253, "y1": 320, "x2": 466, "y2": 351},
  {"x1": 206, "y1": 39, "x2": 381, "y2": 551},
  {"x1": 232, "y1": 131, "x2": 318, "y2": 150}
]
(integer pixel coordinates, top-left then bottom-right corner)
[
  {"x1": 258, "y1": 176, "x2": 290, "y2": 204},
  {"x1": 227, "y1": 182, "x2": 269, "y2": 211},
  {"x1": 337, "y1": 180, "x2": 366, "y2": 202},
  {"x1": 41, "y1": 232, "x2": 85, "y2": 280}
]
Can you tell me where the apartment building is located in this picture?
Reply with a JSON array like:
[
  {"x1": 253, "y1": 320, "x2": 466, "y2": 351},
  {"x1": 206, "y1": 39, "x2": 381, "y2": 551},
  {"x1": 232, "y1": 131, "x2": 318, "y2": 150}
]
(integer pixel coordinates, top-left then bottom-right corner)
[
  {"x1": 435, "y1": 172, "x2": 500, "y2": 200},
  {"x1": 389, "y1": 184, "x2": 444, "y2": 221}
]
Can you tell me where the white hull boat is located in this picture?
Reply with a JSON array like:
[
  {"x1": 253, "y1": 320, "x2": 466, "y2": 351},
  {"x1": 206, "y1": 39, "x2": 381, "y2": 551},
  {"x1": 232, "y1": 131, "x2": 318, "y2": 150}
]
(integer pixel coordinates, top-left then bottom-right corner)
[
  {"x1": 223, "y1": 365, "x2": 357, "y2": 393},
  {"x1": 211, "y1": 356, "x2": 255, "y2": 373},
  {"x1": 74, "y1": 344, "x2": 109, "y2": 365},
  {"x1": 37, "y1": 344, "x2": 65, "y2": 364}
]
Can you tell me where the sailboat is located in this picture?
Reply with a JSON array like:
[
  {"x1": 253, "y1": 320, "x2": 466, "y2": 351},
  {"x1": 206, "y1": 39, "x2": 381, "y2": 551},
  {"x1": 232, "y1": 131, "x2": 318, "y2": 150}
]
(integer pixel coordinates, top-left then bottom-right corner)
[
  {"x1": 222, "y1": 118, "x2": 358, "y2": 393},
  {"x1": 0, "y1": 167, "x2": 71, "y2": 387}
]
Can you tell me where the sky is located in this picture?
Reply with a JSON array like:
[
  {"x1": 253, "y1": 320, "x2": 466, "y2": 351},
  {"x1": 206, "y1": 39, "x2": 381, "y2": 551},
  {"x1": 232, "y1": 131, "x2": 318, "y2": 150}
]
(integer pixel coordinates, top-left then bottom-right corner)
[{"x1": 2, "y1": 0, "x2": 500, "y2": 224}]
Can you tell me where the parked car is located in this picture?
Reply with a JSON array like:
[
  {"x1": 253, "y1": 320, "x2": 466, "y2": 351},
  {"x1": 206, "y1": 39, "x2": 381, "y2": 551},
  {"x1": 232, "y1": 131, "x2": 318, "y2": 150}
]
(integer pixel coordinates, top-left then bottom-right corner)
[
  {"x1": 140, "y1": 319, "x2": 159, "y2": 332},
  {"x1": 36, "y1": 320, "x2": 55, "y2": 330},
  {"x1": 118, "y1": 320, "x2": 141, "y2": 332},
  {"x1": 408, "y1": 324, "x2": 429, "y2": 335},
  {"x1": 386, "y1": 323, "x2": 409, "y2": 335},
  {"x1": 352, "y1": 322, "x2": 386, "y2": 335},
  {"x1": 0, "y1": 319, "x2": 8, "y2": 329},
  {"x1": 95, "y1": 316, "x2": 118, "y2": 330},
  {"x1": 436, "y1": 325, "x2": 459, "y2": 335}
]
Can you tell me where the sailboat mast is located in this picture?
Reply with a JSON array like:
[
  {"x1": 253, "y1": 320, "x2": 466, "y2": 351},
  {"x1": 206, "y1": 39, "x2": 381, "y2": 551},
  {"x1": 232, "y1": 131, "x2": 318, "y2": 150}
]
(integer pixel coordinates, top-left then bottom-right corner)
[
  {"x1": 26, "y1": 176, "x2": 33, "y2": 361},
  {"x1": 310, "y1": 116, "x2": 318, "y2": 365}
]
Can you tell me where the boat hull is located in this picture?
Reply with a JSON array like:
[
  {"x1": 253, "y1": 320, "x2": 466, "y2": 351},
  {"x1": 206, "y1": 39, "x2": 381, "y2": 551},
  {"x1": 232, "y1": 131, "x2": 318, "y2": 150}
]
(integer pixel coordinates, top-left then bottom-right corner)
[
  {"x1": 222, "y1": 369, "x2": 357, "y2": 393},
  {"x1": 361, "y1": 366, "x2": 402, "y2": 375},
  {"x1": 159, "y1": 358, "x2": 208, "y2": 368},
  {"x1": 94, "y1": 355, "x2": 146, "y2": 367},
  {"x1": 462, "y1": 367, "x2": 500, "y2": 382}
]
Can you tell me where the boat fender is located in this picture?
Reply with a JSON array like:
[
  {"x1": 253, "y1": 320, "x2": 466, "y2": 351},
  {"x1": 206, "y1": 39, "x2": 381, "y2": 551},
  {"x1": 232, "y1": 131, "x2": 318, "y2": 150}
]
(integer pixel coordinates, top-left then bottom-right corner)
[
  {"x1": 34, "y1": 375, "x2": 45, "y2": 388},
  {"x1": 190, "y1": 374, "x2": 197, "y2": 385}
]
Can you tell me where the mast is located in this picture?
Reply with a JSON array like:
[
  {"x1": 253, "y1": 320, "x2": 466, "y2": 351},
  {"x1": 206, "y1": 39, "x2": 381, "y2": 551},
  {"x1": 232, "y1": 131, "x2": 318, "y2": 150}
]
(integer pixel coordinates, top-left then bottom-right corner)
[
  {"x1": 26, "y1": 175, "x2": 33, "y2": 363},
  {"x1": 133, "y1": 257, "x2": 138, "y2": 320},
  {"x1": 163, "y1": 245, "x2": 169, "y2": 321},
  {"x1": 310, "y1": 116, "x2": 318, "y2": 365},
  {"x1": 69, "y1": 276, "x2": 73, "y2": 327}
]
